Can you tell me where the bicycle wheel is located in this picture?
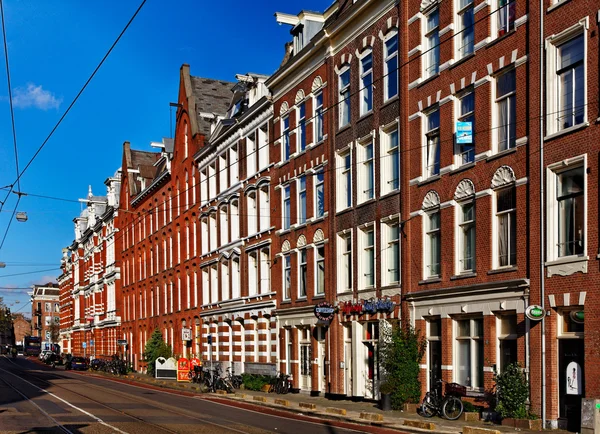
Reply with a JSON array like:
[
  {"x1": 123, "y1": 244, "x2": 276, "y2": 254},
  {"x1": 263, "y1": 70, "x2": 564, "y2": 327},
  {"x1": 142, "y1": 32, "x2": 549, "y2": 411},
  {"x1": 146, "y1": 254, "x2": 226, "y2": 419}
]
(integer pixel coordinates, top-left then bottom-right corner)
[
  {"x1": 222, "y1": 379, "x2": 234, "y2": 393},
  {"x1": 442, "y1": 396, "x2": 463, "y2": 420},
  {"x1": 421, "y1": 392, "x2": 437, "y2": 418}
]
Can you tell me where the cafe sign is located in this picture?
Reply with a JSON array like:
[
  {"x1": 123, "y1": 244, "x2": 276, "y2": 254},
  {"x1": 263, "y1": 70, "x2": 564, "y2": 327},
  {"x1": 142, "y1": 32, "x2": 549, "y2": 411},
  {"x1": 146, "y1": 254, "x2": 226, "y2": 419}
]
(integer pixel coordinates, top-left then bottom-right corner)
[
  {"x1": 314, "y1": 302, "x2": 336, "y2": 322},
  {"x1": 570, "y1": 311, "x2": 584, "y2": 324},
  {"x1": 342, "y1": 297, "x2": 395, "y2": 316},
  {"x1": 525, "y1": 305, "x2": 545, "y2": 321}
]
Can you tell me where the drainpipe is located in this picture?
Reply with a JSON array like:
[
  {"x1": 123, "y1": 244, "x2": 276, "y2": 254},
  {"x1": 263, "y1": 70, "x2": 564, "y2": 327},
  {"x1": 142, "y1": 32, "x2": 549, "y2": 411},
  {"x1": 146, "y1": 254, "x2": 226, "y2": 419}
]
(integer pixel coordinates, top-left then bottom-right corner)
[{"x1": 539, "y1": 0, "x2": 546, "y2": 426}]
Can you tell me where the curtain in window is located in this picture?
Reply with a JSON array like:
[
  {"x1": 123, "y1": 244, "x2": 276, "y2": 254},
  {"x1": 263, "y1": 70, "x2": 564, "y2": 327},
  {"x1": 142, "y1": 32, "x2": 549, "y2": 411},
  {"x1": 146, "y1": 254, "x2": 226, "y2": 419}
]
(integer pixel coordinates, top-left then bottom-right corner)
[{"x1": 498, "y1": 213, "x2": 509, "y2": 266}]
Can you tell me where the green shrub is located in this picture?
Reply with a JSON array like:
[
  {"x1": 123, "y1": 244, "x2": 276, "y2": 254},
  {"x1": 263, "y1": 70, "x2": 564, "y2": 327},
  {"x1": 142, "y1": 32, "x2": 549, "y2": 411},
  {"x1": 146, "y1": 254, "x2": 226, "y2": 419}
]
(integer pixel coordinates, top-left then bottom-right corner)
[
  {"x1": 241, "y1": 373, "x2": 273, "y2": 391},
  {"x1": 378, "y1": 323, "x2": 427, "y2": 410},
  {"x1": 143, "y1": 328, "x2": 172, "y2": 377},
  {"x1": 463, "y1": 401, "x2": 480, "y2": 413},
  {"x1": 493, "y1": 362, "x2": 529, "y2": 419}
]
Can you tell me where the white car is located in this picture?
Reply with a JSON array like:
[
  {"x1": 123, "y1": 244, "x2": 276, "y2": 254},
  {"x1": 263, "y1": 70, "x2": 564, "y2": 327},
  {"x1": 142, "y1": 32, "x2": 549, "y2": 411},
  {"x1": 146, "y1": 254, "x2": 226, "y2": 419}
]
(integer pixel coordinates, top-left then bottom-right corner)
[{"x1": 39, "y1": 350, "x2": 53, "y2": 361}]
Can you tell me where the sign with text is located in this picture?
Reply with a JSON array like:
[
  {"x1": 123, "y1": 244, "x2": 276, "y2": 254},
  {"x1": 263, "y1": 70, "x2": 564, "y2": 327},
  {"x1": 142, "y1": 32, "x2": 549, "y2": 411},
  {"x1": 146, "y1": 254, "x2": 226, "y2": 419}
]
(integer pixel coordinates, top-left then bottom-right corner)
[
  {"x1": 314, "y1": 302, "x2": 336, "y2": 322},
  {"x1": 525, "y1": 305, "x2": 544, "y2": 321},
  {"x1": 177, "y1": 357, "x2": 190, "y2": 382},
  {"x1": 566, "y1": 361, "x2": 582, "y2": 395},
  {"x1": 181, "y1": 327, "x2": 192, "y2": 341},
  {"x1": 155, "y1": 356, "x2": 177, "y2": 379},
  {"x1": 456, "y1": 121, "x2": 473, "y2": 144},
  {"x1": 117, "y1": 339, "x2": 128, "y2": 346}
]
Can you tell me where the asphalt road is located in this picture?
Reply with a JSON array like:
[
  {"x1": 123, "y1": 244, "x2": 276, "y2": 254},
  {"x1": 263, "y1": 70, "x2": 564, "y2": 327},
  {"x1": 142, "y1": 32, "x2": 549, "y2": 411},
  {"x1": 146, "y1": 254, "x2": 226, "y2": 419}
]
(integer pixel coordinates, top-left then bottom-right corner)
[{"x1": 0, "y1": 355, "x2": 385, "y2": 434}]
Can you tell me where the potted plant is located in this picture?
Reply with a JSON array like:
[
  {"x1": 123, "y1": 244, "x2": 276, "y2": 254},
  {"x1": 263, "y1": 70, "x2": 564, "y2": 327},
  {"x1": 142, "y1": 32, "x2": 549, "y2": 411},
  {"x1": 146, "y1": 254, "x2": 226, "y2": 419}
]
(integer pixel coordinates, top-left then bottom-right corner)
[
  {"x1": 461, "y1": 401, "x2": 481, "y2": 422},
  {"x1": 379, "y1": 381, "x2": 394, "y2": 411},
  {"x1": 494, "y1": 363, "x2": 541, "y2": 431}
]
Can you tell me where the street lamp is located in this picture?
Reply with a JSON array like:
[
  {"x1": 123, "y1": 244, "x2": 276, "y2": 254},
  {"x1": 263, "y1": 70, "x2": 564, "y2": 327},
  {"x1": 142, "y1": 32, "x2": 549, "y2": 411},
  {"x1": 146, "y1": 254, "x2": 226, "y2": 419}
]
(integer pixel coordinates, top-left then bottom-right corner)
[
  {"x1": 0, "y1": 262, "x2": 5, "y2": 268},
  {"x1": 15, "y1": 212, "x2": 27, "y2": 222}
]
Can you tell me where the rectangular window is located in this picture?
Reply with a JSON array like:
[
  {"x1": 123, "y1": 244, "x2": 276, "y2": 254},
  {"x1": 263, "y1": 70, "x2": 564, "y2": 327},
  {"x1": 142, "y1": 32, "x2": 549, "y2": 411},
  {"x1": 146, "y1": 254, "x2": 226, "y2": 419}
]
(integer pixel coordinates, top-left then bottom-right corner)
[
  {"x1": 248, "y1": 252, "x2": 258, "y2": 297},
  {"x1": 360, "y1": 141, "x2": 375, "y2": 202},
  {"x1": 496, "y1": 0, "x2": 516, "y2": 37},
  {"x1": 314, "y1": 92, "x2": 324, "y2": 143},
  {"x1": 208, "y1": 164, "x2": 216, "y2": 199},
  {"x1": 556, "y1": 35, "x2": 585, "y2": 131},
  {"x1": 456, "y1": 318, "x2": 484, "y2": 388},
  {"x1": 385, "y1": 221, "x2": 400, "y2": 285},
  {"x1": 459, "y1": 202, "x2": 475, "y2": 272},
  {"x1": 260, "y1": 248, "x2": 271, "y2": 294},
  {"x1": 457, "y1": 0, "x2": 474, "y2": 58},
  {"x1": 382, "y1": 128, "x2": 400, "y2": 194},
  {"x1": 498, "y1": 314, "x2": 518, "y2": 372},
  {"x1": 315, "y1": 171, "x2": 325, "y2": 218},
  {"x1": 299, "y1": 250, "x2": 307, "y2": 297},
  {"x1": 246, "y1": 132, "x2": 256, "y2": 176},
  {"x1": 360, "y1": 51, "x2": 373, "y2": 115},
  {"x1": 557, "y1": 167, "x2": 584, "y2": 257},
  {"x1": 425, "y1": 109, "x2": 440, "y2": 177},
  {"x1": 384, "y1": 32, "x2": 398, "y2": 100},
  {"x1": 424, "y1": 9, "x2": 440, "y2": 77},
  {"x1": 298, "y1": 176, "x2": 307, "y2": 224},
  {"x1": 338, "y1": 232, "x2": 352, "y2": 292},
  {"x1": 457, "y1": 90, "x2": 475, "y2": 164},
  {"x1": 496, "y1": 187, "x2": 517, "y2": 267},
  {"x1": 496, "y1": 69, "x2": 516, "y2": 151},
  {"x1": 362, "y1": 227, "x2": 375, "y2": 288},
  {"x1": 258, "y1": 124, "x2": 269, "y2": 169},
  {"x1": 426, "y1": 211, "x2": 441, "y2": 277},
  {"x1": 316, "y1": 247, "x2": 325, "y2": 295},
  {"x1": 282, "y1": 115, "x2": 290, "y2": 161},
  {"x1": 298, "y1": 102, "x2": 306, "y2": 152},
  {"x1": 219, "y1": 153, "x2": 228, "y2": 192},
  {"x1": 283, "y1": 185, "x2": 291, "y2": 230},
  {"x1": 337, "y1": 151, "x2": 352, "y2": 210},
  {"x1": 284, "y1": 255, "x2": 292, "y2": 300},
  {"x1": 339, "y1": 67, "x2": 351, "y2": 128}
]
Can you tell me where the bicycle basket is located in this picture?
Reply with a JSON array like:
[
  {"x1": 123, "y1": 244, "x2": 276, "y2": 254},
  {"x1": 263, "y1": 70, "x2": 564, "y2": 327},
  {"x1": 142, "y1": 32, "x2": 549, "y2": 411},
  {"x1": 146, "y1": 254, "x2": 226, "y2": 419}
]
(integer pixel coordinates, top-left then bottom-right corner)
[{"x1": 445, "y1": 382, "x2": 467, "y2": 397}]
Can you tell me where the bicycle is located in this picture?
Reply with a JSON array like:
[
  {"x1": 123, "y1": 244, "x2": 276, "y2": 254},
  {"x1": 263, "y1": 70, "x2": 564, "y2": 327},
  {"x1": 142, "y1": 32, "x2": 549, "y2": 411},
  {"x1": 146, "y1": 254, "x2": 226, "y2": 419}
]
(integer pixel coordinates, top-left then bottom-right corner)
[
  {"x1": 188, "y1": 365, "x2": 202, "y2": 383},
  {"x1": 421, "y1": 379, "x2": 465, "y2": 420},
  {"x1": 270, "y1": 372, "x2": 292, "y2": 394},
  {"x1": 225, "y1": 366, "x2": 243, "y2": 389}
]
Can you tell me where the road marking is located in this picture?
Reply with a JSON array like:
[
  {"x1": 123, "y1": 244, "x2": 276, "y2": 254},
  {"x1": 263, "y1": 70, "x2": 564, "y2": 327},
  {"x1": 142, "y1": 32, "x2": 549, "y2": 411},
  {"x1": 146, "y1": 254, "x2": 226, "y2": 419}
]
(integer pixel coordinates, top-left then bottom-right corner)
[{"x1": 0, "y1": 366, "x2": 129, "y2": 434}]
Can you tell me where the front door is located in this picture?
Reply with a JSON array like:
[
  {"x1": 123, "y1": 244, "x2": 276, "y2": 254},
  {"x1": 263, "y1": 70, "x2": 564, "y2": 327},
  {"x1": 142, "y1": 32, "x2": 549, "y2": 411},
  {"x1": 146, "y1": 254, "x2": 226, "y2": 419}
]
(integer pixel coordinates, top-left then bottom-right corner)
[
  {"x1": 315, "y1": 327, "x2": 327, "y2": 393},
  {"x1": 344, "y1": 332, "x2": 352, "y2": 395},
  {"x1": 428, "y1": 318, "x2": 442, "y2": 395},
  {"x1": 559, "y1": 338, "x2": 584, "y2": 432},
  {"x1": 300, "y1": 328, "x2": 312, "y2": 390}
]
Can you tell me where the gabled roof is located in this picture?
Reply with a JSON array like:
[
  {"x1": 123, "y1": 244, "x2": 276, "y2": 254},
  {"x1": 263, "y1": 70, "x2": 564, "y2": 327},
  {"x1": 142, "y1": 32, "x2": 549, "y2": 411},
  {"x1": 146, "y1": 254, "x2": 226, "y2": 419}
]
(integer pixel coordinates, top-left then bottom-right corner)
[
  {"x1": 125, "y1": 145, "x2": 161, "y2": 197},
  {"x1": 189, "y1": 76, "x2": 235, "y2": 137}
]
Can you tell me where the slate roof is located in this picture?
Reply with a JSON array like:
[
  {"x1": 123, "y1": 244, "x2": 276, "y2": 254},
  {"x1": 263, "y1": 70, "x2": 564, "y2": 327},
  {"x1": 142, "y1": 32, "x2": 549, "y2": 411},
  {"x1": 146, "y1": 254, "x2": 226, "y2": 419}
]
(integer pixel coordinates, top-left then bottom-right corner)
[
  {"x1": 128, "y1": 149, "x2": 160, "y2": 196},
  {"x1": 190, "y1": 76, "x2": 235, "y2": 137}
]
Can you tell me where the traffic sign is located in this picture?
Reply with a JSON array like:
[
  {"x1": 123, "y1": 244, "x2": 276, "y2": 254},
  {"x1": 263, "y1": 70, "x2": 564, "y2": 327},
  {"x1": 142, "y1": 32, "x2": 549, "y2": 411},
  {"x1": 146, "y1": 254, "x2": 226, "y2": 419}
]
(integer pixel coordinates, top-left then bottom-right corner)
[
  {"x1": 82, "y1": 342, "x2": 87, "y2": 349},
  {"x1": 117, "y1": 339, "x2": 127, "y2": 346},
  {"x1": 90, "y1": 340, "x2": 94, "y2": 347}
]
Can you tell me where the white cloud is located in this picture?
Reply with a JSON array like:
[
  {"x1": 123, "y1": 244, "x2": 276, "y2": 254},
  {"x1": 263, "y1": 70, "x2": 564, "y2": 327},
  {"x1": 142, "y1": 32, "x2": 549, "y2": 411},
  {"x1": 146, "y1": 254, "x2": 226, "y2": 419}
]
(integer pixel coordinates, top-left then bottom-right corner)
[
  {"x1": 29, "y1": 275, "x2": 58, "y2": 286},
  {"x1": 13, "y1": 83, "x2": 62, "y2": 110}
]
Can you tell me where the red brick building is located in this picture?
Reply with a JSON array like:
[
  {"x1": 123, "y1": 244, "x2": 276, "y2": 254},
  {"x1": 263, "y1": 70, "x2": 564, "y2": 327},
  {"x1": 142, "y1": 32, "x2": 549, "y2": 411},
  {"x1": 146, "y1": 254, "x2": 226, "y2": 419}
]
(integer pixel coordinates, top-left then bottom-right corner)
[{"x1": 29, "y1": 283, "x2": 60, "y2": 350}]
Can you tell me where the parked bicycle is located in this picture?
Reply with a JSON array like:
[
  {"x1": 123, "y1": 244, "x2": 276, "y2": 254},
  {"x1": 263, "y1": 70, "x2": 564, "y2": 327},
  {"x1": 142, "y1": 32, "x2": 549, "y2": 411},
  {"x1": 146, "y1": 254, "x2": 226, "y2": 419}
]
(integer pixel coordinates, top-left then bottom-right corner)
[
  {"x1": 225, "y1": 366, "x2": 243, "y2": 389},
  {"x1": 202, "y1": 366, "x2": 234, "y2": 393},
  {"x1": 269, "y1": 372, "x2": 292, "y2": 394},
  {"x1": 188, "y1": 365, "x2": 203, "y2": 383},
  {"x1": 421, "y1": 379, "x2": 465, "y2": 420}
]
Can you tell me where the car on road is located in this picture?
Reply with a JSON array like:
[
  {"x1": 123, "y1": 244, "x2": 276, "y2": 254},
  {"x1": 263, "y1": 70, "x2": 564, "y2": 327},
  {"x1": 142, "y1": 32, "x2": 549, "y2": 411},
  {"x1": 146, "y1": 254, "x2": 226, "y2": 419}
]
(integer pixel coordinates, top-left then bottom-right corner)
[{"x1": 67, "y1": 356, "x2": 88, "y2": 371}]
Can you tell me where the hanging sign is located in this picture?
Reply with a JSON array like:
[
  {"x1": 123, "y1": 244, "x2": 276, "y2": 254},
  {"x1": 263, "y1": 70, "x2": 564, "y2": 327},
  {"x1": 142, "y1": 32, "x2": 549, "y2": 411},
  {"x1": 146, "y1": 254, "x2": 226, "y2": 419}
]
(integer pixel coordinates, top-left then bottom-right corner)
[
  {"x1": 525, "y1": 305, "x2": 545, "y2": 321},
  {"x1": 570, "y1": 311, "x2": 584, "y2": 324},
  {"x1": 566, "y1": 361, "x2": 582, "y2": 395},
  {"x1": 456, "y1": 121, "x2": 473, "y2": 144},
  {"x1": 314, "y1": 302, "x2": 336, "y2": 321},
  {"x1": 190, "y1": 357, "x2": 202, "y2": 368}
]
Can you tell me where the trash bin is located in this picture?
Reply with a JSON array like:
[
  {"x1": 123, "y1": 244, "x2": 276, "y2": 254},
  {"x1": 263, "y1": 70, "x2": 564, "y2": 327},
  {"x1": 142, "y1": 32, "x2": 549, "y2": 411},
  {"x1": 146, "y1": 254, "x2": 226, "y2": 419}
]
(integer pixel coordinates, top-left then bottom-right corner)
[{"x1": 380, "y1": 393, "x2": 392, "y2": 411}]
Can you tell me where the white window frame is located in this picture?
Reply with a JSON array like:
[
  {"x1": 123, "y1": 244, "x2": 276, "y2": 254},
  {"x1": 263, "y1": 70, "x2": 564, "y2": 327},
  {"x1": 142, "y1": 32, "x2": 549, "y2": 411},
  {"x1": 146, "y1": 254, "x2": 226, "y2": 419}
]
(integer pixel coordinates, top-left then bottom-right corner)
[
  {"x1": 258, "y1": 124, "x2": 269, "y2": 170},
  {"x1": 219, "y1": 153, "x2": 228, "y2": 192},
  {"x1": 260, "y1": 247, "x2": 271, "y2": 294},
  {"x1": 492, "y1": 68, "x2": 516, "y2": 153},
  {"x1": 546, "y1": 154, "x2": 587, "y2": 264},
  {"x1": 282, "y1": 114, "x2": 291, "y2": 162},
  {"x1": 492, "y1": 185, "x2": 517, "y2": 269},
  {"x1": 314, "y1": 91, "x2": 324, "y2": 143},
  {"x1": 358, "y1": 138, "x2": 375, "y2": 204},
  {"x1": 381, "y1": 217, "x2": 401, "y2": 286},
  {"x1": 298, "y1": 175, "x2": 307, "y2": 225},
  {"x1": 315, "y1": 245, "x2": 325, "y2": 295},
  {"x1": 336, "y1": 148, "x2": 352, "y2": 211},
  {"x1": 336, "y1": 230, "x2": 352, "y2": 293},
  {"x1": 455, "y1": 89, "x2": 475, "y2": 165},
  {"x1": 455, "y1": 0, "x2": 474, "y2": 59},
  {"x1": 545, "y1": 18, "x2": 589, "y2": 137},
  {"x1": 247, "y1": 190, "x2": 258, "y2": 236},
  {"x1": 246, "y1": 132, "x2": 257, "y2": 176},
  {"x1": 338, "y1": 65, "x2": 351, "y2": 128},
  {"x1": 359, "y1": 48, "x2": 373, "y2": 115},
  {"x1": 248, "y1": 251, "x2": 258, "y2": 297},
  {"x1": 423, "y1": 108, "x2": 440, "y2": 178},
  {"x1": 423, "y1": 209, "x2": 441, "y2": 278},
  {"x1": 283, "y1": 254, "x2": 292, "y2": 300},
  {"x1": 454, "y1": 317, "x2": 484, "y2": 389},
  {"x1": 314, "y1": 170, "x2": 325, "y2": 218},
  {"x1": 381, "y1": 123, "x2": 400, "y2": 195},
  {"x1": 259, "y1": 184, "x2": 270, "y2": 232},
  {"x1": 358, "y1": 224, "x2": 375, "y2": 289},
  {"x1": 282, "y1": 185, "x2": 291, "y2": 230},
  {"x1": 383, "y1": 30, "x2": 398, "y2": 101},
  {"x1": 297, "y1": 101, "x2": 306, "y2": 153},
  {"x1": 492, "y1": 0, "x2": 516, "y2": 39},
  {"x1": 455, "y1": 199, "x2": 475, "y2": 274},
  {"x1": 422, "y1": 7, "x2": 440, "y2": 78},
  {"x1": 229, "y1": 145, "x2": 239, "y2": 185},
  {"x1": 298, "y1": 249, "x2": 308, "y2": 298}
]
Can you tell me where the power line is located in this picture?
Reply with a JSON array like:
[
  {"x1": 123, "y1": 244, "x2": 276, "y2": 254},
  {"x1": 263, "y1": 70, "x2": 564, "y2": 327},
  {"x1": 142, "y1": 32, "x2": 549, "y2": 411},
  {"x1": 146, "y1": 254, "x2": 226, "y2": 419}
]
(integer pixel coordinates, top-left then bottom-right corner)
[{"x1": 0, "y1": 268, "x2": 60, "y2": 278}]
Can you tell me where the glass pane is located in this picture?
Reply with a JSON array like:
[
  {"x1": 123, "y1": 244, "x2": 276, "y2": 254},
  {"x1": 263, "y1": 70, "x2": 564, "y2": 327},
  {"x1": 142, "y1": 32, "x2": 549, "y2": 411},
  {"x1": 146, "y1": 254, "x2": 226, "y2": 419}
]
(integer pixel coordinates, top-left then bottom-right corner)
[
  {"x1": 457, "y1": 340, "x2": 471, "y2": 386},
  {"x1": 558, "y1": 167, "x2": 584, "y2": 196},
  {"x1": 475, "y1": 339, "x2": 484, "y2": 387},
  {"x1": 340, "y1": 69, "x2": 350, "y2": 88},
  {"x1": 457, "y1": 320, "x2": 470, "y2": 337},
  {"x1": 501, "y1": 314, "x2": 517, "y2": 335},
  {"x1": 460, "y1": 92, "x2": 474, "y2": 115},
  {"x1": 428, "y1": 110, "x2": 440, "y2": 131},
  {"x1": 497, "y1": 69, "x2": 516, "y2": 97},
  {"x1": 473, "y1": 319, "x2": 483, "y2": 337},
  {"x1": 362, "y1": 53, "x2": 372, "y2": 72},
  {"x1": 429, "y1": 319, "x2": 441, "y2": 337},
  {"x1": 462, "y1": 203, "x2": 474, "y2": 222},
  {"x1": 426, "y1": 10, "x2": 438, "y2": 32},
  {"x1": 559, "y1": 35, "x2": 584, "y2": 69}
]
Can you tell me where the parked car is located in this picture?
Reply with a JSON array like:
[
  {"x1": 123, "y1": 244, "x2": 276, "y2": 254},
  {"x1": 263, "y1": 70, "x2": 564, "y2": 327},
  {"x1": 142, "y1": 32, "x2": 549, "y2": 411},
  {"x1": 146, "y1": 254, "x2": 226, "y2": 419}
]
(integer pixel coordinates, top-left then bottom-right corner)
[
  {"x1": 39, "y1": 350, "x2": 53, "y2": 361},
  {"x1": 67, "y1": 356, "x2": 88, "y2": 371},
  {"x1": 45, "y1": 353, "x2": 63, "y2": 368}
]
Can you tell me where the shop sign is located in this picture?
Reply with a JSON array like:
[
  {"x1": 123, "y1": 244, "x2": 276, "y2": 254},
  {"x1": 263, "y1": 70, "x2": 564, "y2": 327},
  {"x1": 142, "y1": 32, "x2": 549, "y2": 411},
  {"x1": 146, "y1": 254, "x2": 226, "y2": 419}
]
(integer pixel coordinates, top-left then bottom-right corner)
[
  {"x1": 342, "y1": 298, "x2": 395, "y2": 316},
  {"x1": 314, "y1": 302, "x2": 336, "y2": 322},
  {"x1": 177, "y1": 357, "x2": 190, "y2": 382},
  {"x1": 190, "y1": 357, "x2": 201, "y2": 368},
  {"x1": 525, "y1": 305, "x2": 545, "y2": 321},
  {"x1": 181, "y1": 327, "x2": 192, "y2": 341},
  {"x1": 570, "y1": 311, "x2": 584, "y2": 324},
  {"x1": 566, "y1": 361, "x2": 582, "y2": 395}
]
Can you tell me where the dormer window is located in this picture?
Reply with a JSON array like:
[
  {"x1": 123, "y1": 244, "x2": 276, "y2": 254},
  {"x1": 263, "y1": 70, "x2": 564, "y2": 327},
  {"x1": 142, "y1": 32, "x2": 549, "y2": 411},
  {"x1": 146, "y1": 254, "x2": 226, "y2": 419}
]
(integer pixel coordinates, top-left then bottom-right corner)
[{"x1": 292, "y1": 24, "x2": 305, "y2": 54}]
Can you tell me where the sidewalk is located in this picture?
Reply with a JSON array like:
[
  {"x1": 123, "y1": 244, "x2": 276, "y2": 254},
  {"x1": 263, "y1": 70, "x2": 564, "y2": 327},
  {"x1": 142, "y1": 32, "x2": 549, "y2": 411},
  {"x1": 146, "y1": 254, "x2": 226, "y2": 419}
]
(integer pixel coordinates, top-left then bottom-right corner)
[{"x1": 117, "y1": 372, "x2": 563, "y2": 434}]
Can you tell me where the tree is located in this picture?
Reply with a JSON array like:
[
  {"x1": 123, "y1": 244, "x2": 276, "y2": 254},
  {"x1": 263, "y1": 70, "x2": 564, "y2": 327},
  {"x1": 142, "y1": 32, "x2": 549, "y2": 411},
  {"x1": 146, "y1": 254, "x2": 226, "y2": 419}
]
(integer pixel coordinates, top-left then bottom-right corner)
[
  {"x1": 48, "y1": 321, "x2": 60, "y2": 344},
  {"x1": 143, "y1": 328, "x2": 172, "y2": 377},
  {"x1": 378, "y1": 323, "x2": 427, "y2": 410}
]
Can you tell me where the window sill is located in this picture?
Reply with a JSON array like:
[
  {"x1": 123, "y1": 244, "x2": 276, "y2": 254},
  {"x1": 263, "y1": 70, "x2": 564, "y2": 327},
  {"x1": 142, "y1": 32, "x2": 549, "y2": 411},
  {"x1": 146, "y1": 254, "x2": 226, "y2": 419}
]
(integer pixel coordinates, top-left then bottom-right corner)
[
  {"x1": 546, "y1": 255, "x2": 589, "y2": 277},
  {"x1": 486, "y1": 146, "x2": 517, "y2": 163},
  {"x1": 417, "y1": 175, "x2": 441, "y2": 187},
  {"x1": 418, "y1": 277, "x2": 441, "y2": 285},
  {"x1": 276, "y1": 228, "x2": 292, "y2": 236},
  {"x1": 297, "y1": 296, "x2": 308, "y2": 302},
  {"x1": 450, "y1": 272, "x2": 477, "y2": 281},
  {"x1": 358, "y1": 110, "x2": 374, "y2": 121},
  {"x1": 379, "y1": 189, "x2": 400, "y2": 199},
  {"x1": 336, "y1": 207, "x2": 352, "y2": 216},
  {"x1": 544, "y1": 122, "x2": 589, "y2": 142},
  {"x1": 356, "y1": 198, "x2": 377, "y2": 208},
  {"x1": 280, "y1": 300, "x2": 292, "y2": 305},
  {"x1": 485, "y1": 29, "x2": 516, "y2": 51},
  {"x1": 487, "y1": 266, "x2": 518, "y2": 275},
  {"x1": 337, "y1": 124, "x2": 351, "y2": 134},
  {"x1": 417, "y1": 72, "x2": 440, "y2": 89},
  {"x1": 382, "y1": 95, "x2": 399, "y2": 109},
  {"x1": 358, "y1": 287, "x2": 376, "y2": 293},
  {"x1": 546, "y1": 255, "x2": 588, "y2": 267},
  {"x1": 337, "y1": 290, "x2": 354, "y2": 296},
  {"x1": 450, "y1": 161, "x2": 476, "y2": 175},
  {"x1": 313, "y1": 294, "x2": 326, "y2": 300},
  {"x1": 311, "y1": 213, "x2": 328, "y2": 224},
  {"x1": 449, "y1": 52, "x2": 475, "y2": 70},
  {"x1": 547, "y1": 0, "x2": 571, "y2": 13}
]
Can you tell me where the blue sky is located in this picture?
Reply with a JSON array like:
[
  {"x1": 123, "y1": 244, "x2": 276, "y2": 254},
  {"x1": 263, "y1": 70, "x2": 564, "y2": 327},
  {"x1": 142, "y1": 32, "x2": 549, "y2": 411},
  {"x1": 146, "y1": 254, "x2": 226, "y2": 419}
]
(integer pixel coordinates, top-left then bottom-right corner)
[{"x1": 0, "y1": 0, "x2": 333, "y2": 315}]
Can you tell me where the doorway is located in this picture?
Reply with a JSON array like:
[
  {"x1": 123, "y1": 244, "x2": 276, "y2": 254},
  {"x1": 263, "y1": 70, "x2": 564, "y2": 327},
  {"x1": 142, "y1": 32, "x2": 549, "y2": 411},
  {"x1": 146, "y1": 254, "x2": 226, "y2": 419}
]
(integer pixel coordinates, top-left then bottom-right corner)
[
  {"x1": 559, "y1": 331, "x2": 584, "y2": 431},
  {"x1": 299, "y1": 328, "x2": 312, "y2": 390},
  {"x1": 428, "y1": 318, "x2": 442, "y2": 395},
  {"x1": 344, "y1": 325, "x2": 352, "y2": 396}
]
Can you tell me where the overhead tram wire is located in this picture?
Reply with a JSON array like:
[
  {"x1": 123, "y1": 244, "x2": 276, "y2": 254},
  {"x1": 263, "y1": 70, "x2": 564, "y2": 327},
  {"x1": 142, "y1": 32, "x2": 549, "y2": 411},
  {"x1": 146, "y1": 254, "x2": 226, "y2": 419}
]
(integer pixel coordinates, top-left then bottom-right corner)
[{"x1": 0, "y1": 0, "x2": 148, "y2": 252}]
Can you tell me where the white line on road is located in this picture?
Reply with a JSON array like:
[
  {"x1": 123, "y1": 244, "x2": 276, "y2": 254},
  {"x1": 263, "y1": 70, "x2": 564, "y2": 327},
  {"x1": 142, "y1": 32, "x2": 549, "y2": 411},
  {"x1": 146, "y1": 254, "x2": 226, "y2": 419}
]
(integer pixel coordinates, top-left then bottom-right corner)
[{"x1": 0, "y1": 366, "x2": 129, "y2": 434}]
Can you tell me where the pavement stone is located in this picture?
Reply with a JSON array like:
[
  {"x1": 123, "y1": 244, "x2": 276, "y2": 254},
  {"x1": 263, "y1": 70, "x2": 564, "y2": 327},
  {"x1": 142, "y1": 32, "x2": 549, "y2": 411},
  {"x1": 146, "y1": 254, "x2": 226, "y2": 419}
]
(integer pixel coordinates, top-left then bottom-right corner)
[{"x1": 115, "y1": 372, "x2": 566, "y2": 434}]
